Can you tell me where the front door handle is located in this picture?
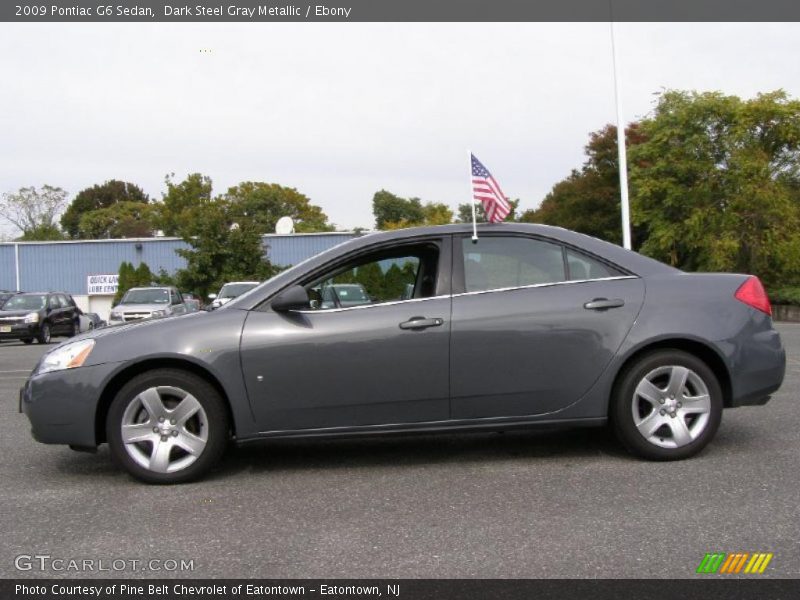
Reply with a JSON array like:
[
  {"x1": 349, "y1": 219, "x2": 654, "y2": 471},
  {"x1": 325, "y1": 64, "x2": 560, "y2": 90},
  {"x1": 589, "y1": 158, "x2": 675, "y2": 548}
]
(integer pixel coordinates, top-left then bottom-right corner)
[
  {"x1": 584, "y1": 298, "x2": 625, "y2": 310},
  {"x1": 399, "y1": 317, "x2": 444, "y2": 330}
]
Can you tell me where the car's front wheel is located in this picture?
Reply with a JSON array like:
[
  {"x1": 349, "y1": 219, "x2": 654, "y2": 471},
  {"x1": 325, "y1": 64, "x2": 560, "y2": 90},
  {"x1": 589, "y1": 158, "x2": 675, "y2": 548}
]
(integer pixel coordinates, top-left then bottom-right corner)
[
  {"x1": 611, "y1": 350, "x2": 723, "y2": 460},
  {"x1": 37, "y1": 323, "x2": 51, "y2": 344},
  {"x1": 106, "y1": 369, "x2": 229, "y2": 483}
]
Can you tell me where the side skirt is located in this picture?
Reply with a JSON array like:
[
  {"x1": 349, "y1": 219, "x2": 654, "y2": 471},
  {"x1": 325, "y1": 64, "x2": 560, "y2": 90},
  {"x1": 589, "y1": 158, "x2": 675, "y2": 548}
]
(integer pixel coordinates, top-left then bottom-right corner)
[{"x1": 235, "y1": 415, "x2": 607, "y2": 445}]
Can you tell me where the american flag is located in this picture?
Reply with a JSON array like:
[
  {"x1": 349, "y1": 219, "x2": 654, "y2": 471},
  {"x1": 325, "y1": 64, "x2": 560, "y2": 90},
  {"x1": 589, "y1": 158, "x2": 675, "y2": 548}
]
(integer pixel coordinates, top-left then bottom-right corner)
[{"x1": 471, "y1": 153, "x2": 511, "y2": 223}]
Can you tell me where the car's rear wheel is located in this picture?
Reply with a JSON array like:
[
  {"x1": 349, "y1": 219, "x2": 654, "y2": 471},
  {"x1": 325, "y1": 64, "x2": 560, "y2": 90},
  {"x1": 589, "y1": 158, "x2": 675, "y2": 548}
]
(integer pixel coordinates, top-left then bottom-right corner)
[
  {"x1": 37, "y1": 323, "x2": 51, "y2": 344},
  {"x1": 106, "y1": 369, "x2": 229, "y2": 484},
  {"x1": 611, "y1": 349, "x2": 722, "y2": 460}
]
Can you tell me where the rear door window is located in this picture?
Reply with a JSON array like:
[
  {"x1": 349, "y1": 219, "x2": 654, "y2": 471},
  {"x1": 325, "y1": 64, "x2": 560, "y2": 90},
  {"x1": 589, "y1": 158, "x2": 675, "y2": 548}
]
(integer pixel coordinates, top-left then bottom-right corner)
[{"x1": 461, "y1": 237, "x2": 566, "y2": 293}]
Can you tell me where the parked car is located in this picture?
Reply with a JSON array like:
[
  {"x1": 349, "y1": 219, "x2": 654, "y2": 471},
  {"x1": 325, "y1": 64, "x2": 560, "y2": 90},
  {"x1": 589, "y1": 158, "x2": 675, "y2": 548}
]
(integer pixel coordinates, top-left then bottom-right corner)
[
  {"x1": 0, "y1": 291, "x2": 81, "y2": 344},
  {"x1": 315, "y1": 283, "x2": 372, "y2": 309},
  {"x1": 108, "y1": 286, "x2": 187, "y2": 324},
  {"x1": 0, "y1": 290, "x2": 18, "y2": 309},
  {"x1": 20, "y1": 224, "x2": 785, "y2": 483},
  {"x1": 182, "y1": 293, "x2": 202, "y2": 313},
  {"x1": 207, "y1": 281, "x2": 259, "y2": 310},
  {"x1": 78, "y1": 312, "x2": 106, "y2": 333}
]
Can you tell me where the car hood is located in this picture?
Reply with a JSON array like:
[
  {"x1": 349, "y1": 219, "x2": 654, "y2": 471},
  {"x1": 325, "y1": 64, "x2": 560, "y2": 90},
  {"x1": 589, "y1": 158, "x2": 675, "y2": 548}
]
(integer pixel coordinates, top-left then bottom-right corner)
[
  {"x1": 0, "y1": 309, "x2": 37, "y2": 318},
  {"x1": 112, "y1": 303, "x2": 170, "y2": 312}
]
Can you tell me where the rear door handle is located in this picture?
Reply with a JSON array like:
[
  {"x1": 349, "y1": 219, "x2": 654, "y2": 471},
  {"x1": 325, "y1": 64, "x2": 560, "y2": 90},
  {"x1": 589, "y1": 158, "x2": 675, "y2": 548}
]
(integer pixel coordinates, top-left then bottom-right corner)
[
  {"x1": 399, "y1": 317, "x2": 444, "y2": 330},
  {"x1": 583, "y1": 298, "x2": 625, "y2": 310}
]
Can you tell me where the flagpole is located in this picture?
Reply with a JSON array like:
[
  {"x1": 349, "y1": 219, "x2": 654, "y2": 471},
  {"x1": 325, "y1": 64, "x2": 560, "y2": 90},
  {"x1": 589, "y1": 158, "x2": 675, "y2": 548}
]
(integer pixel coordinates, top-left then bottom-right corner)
[
  {"x1": 468, "y1": 150, "x2": 478, "y2": 242},
  {"x1": 610, "y1": 19, "x2": 632, "y2": 250}
]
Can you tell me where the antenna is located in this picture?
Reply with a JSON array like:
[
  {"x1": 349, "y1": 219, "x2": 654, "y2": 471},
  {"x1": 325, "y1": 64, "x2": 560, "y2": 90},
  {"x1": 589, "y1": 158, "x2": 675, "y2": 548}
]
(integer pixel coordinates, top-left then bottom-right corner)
[{"x1": 275, "y1": 216, "x2": 295, "y2": 235}]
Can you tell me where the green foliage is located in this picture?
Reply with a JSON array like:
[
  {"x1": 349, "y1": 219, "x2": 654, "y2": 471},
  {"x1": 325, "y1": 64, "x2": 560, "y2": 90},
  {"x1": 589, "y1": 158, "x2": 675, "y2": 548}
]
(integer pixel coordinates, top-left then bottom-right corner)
[
  {"x1": 159, "y1": 173, "x2": 214, "y2": 236},
  {"x1": 630, "y1": 90, "x2": 800, "y2": 285},
  {"x1": 61, "y1": 180, "x2": 150, "y2": 239},
  {"x1": 174, "y1": 201, "x2": 278, "y2": 299},
  {"x1": 77, "y1": 201, "x2": 156, "y2": 239},
  {"x1": 373, "y1": 190, "x2": 425, "y2": 229},
  {"x1": 224, "y1": 181, "x2": 333, "y2": 234},
  {"x1": 113, "y1": 261, "x2": 155, "y2": 304},
  {"x1": 0, "y1": 185, "x2": 68, "y2": 239},
  {"x1": 518, "y1": 124, "x2": 645, "y2": 244},
  {"x1": 768, "y1": 285, "x2": 800, "y2": 306},
  {"x1": 372, "y1": 190, "x2": 456, "y2": 229},
  {"x1": 17, "y1": 224, "x2": 65, "y2": 241}
]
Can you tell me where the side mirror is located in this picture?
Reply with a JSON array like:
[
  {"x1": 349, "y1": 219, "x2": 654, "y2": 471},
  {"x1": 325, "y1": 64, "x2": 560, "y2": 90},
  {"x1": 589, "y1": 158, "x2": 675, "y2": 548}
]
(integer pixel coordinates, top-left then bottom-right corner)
[
  {"x1": 208, "y1": 293, "x2": 217, "y2": 300},
  {"x1": 271, "y1": 285, "x2": 310, "y2": 312}
]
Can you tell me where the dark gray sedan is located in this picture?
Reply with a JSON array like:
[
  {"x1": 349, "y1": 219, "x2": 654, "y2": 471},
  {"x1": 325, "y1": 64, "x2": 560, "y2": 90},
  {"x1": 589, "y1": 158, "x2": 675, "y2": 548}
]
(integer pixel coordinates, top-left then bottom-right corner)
[{"x1": 20, "y1": 224, "x2": 785, "y2": 483}]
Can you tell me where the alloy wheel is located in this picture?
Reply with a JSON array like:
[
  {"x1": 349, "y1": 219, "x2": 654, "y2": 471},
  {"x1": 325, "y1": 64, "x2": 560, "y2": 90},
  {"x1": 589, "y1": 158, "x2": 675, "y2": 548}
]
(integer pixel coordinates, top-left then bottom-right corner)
[
  {"x1": 120, "y1": 386, "x2": 209, "y2": 473},
  {"x1": 631, "y1": 365, "x2": 711, "y2": 449}
]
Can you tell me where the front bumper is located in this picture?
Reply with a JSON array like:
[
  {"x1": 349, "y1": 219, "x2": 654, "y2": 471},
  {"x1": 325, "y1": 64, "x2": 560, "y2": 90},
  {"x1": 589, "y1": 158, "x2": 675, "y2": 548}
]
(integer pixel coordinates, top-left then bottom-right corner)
[
  {"x1": 0, "y1": 322, "x2": 41, "y2": 340},
  {"x1": 20, "y1": 361, "x2": 122, "y2": 447}
]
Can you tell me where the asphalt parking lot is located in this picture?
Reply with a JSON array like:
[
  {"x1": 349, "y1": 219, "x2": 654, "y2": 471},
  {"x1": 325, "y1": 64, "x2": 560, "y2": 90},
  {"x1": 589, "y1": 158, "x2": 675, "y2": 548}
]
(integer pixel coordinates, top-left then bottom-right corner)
[{"x1": 1, "y1": 325, "x2": 798, "y2": 579}]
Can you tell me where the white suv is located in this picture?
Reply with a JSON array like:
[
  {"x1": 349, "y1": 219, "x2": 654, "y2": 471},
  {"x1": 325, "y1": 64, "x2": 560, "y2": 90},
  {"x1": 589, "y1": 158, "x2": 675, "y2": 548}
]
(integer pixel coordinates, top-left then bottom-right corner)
[
  {"x1": 109, "y1": 286, "x2": 187, "y2": 323},
  {"x1": 208, "y1": 281, "x2": 260, "y2": 310}
]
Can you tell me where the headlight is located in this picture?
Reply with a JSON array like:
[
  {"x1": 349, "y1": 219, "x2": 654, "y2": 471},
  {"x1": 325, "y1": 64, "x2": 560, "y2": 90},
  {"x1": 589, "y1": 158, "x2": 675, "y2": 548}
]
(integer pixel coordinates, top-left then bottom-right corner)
[
  {"x1": 37, "y1": 339, "x2": 95, "y2": 375},
  {"x1": 151, "y1": 310, "x2": 167, "y2": 318},
  {"x1": 109, "y1": 311, "x2": 121, "y2": 320},
  {"x1": 24, "y1": 312, "x2": 39, "y2": 323}
]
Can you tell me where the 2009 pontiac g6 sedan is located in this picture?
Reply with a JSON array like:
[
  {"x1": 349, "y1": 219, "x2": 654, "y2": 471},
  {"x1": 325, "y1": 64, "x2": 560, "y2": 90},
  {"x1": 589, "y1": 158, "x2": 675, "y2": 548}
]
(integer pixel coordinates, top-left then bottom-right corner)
[{"x1": 21, "y1": 224, "x2": 785, "y2": 483}]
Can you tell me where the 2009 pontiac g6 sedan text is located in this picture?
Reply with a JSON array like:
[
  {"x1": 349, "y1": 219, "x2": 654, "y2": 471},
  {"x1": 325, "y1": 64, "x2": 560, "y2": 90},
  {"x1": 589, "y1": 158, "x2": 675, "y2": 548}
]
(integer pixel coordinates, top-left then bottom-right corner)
[{"x1": 21, "y1": 224, "x2": 785, "y2": 483}]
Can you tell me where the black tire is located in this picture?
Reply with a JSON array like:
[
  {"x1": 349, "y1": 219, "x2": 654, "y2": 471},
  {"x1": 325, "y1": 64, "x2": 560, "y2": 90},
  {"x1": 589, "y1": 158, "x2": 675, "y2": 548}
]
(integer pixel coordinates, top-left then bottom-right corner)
[
  {"x1": 106, "y1": 369, "x2": 230, "y2": 484},
  {"x1": 611, "y1": 349, "x2": 723, "y2": 461},
  {"x1": 37, "y1": 323, "x2": 51, "y2": 344},
  {"x1": 22, "y1": 338, "x2": 34, "y2": 345},
  {"x1": 68, "y1": 318, "x2": 79, "y2": 337}
]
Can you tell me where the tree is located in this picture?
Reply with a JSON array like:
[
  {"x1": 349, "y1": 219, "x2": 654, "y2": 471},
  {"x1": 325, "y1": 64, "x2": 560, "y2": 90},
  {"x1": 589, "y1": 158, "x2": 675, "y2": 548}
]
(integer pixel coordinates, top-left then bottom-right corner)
[
  {"x1": 517, "y1": 124, "x2": 645, "y2": 245},
  {"x1": 629, "y1": 90, "x2": 800, "y2": 285},
  {"x1": 372, "y1": 191, "x2": 455, "y2": 229},
  {"x1": 224, "y1": 182, "x2": 333, "y2": 234},
  {"x1": 61, "y1": 180, "x2": 151, "y2": 238},
  {"x1": 77, "y1": 201, "x2": 157, "y2": 239},
  {"x1": 0, "y1": 185, "x2": 68, "y2": 240},
  {"x1": 373, "y1": 190, "x2": 425, "y2": 229},
  {"x1": 174, "y1": 200, "x2": 279, "y2": 299},
  {"x1": 113, "y1": 261, "x2": 156, "y2": 304},
  {"x1": 159, "y1": 173, "x2": 214, "y2": 236}
]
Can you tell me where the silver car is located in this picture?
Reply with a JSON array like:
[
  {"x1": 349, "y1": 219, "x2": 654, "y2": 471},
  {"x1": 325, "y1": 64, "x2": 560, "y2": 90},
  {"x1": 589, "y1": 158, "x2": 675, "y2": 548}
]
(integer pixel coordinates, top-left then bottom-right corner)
[{"x1": 108, "y1": 287, "x2": 187, "y2": 324}]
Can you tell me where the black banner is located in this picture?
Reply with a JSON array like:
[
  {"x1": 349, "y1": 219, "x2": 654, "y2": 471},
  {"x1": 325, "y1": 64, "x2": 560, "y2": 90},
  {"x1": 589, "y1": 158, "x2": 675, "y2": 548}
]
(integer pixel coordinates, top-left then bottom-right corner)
[
  {"x1": 4, "y1": 579, "x2": 800, "y2": 600},
  {"x1": 3, "y1": 0, "x2": 800, "y2": 23}
]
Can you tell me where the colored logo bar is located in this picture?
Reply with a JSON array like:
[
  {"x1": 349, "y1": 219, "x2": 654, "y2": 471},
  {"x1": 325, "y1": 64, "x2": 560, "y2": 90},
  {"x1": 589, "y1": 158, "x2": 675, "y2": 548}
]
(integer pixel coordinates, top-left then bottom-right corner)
[{"x1": 697, "y1": 553, "x2": 773, "y2": 574}]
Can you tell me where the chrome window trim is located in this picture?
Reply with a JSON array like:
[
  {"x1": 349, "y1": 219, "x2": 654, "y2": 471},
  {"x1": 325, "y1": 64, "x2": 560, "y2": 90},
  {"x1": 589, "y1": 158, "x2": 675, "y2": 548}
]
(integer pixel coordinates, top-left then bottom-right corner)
[
  {"x1": 295, "y1": 294, "x2": 451, "y2": 314},
  {"x1": 452, "y1": 275, "x2": 639, "y2": 298},
  {"x1": 293, "y1": 275, "x2": 638, "y2": 314}
]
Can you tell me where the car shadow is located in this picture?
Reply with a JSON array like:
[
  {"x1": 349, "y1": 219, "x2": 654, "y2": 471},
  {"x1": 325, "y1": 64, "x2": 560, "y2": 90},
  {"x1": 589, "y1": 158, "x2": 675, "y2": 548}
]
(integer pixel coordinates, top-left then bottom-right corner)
[
  {"x1": 46, "y1": 426, "x2": 628, "y2": 487},
  {"x1": 213, "y1": 426, "x2": 631, "y2": 480}
]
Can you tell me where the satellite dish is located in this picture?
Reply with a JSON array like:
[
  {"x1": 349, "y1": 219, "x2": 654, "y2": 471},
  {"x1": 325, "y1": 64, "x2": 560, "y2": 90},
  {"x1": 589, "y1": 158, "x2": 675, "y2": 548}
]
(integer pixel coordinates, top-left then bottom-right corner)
[{"x1": 275, "y1": 216, "x2": 295, "y2": 234}]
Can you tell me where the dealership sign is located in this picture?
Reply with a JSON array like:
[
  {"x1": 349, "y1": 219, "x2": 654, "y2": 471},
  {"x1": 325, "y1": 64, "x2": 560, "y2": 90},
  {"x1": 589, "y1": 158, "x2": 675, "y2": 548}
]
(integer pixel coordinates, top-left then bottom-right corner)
[{"x1": 87, "y1": 274, "x2": 119, "y2": 295}]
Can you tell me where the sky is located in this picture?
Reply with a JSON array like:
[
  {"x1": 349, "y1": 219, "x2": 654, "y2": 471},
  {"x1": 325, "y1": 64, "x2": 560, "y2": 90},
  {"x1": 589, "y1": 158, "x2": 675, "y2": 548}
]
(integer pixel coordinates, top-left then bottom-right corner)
[{"x1": 2, "y1": 22, "x2": 799, "y2": 236}]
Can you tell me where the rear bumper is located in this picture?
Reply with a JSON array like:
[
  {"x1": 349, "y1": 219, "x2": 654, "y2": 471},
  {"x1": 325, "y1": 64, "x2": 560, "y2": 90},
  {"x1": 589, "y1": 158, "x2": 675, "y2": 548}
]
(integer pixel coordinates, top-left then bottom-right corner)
[
  {"x1": 20, "y1": 361, "x2": 122, "y2": 447},
  {"x1": 725, "y1": 323, "x2": 785, "y2": 408}
]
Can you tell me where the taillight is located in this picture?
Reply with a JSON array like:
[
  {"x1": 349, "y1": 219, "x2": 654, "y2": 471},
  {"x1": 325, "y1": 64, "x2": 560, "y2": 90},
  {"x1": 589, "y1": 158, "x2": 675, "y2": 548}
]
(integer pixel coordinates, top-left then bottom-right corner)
[{"x1": 734, "y1": 276, "x2": 772, "y2": 316}]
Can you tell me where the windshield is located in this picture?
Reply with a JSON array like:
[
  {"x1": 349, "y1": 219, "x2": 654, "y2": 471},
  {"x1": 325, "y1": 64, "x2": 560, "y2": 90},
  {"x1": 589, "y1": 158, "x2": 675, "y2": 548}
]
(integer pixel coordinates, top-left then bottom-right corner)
[
  {"x1": 120, "y1": 288, "x2": 170, "y2": 305},
  {"x1": 3, "y1": 294, "x2": 46, "y2": 311},
  {"x1": 218, "y1": 283, "x2": 258, "y2": 298}
]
